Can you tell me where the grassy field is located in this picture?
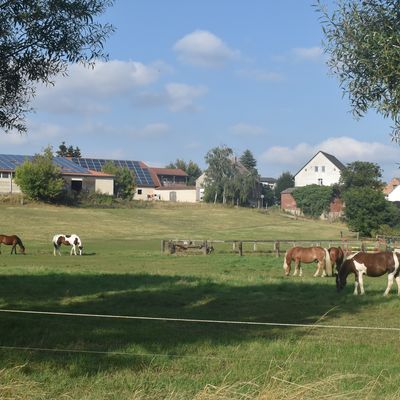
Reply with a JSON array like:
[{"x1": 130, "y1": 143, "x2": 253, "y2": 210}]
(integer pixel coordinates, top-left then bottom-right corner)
[{"x1": 0, "y1": 203, "x2": 399, "y2": 399}]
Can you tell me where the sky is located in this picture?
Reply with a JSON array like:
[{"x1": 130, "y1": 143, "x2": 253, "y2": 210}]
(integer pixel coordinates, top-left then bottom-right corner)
[{"x1": 2, "y1": 0, "x2": 400, "y2": 181}]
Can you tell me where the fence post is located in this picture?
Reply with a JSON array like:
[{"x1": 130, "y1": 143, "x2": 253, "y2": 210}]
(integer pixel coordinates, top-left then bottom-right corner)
[
  {"x1": 274, "y1": 241, "x2": 280, "y2": 257},
  {"x1": 253, "y1": 242, "x2": 257, "y2": 252},
  {"x1": 239, "y1": 241, "x2": 243, "y2": 256},
  {"x1": 161, "y1": 239, "x2": 165, "y2": 254},
  {"x1": 203, "y1": 240, "x2": 208, "y2": 255}
]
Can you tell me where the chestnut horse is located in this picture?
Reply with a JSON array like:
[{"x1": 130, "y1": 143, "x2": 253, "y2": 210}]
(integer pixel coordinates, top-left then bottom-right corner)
[
  {"x1": 283, "y1": 246, "x2": 333, "y2": 277},
  {"x1": 53, "y1": 234, "x2": 83, "y2": 256},
  {"x1": 336, "y1": 251, "x2": 400, "y2": 295},
  {"x1": 328, "y1": 246, "x2": 344, "y2": 273},
  {"x1": 0, "y1": 234, "x2": 25, "y2": 254}
]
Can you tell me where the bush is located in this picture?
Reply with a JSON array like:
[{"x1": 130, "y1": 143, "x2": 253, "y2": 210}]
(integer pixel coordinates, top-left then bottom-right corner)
[{"x1": 292, "y1": 185, "x2": 334, "y2": 218}]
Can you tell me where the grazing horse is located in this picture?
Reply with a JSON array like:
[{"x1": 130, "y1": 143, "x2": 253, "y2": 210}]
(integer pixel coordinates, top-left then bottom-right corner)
[
  {"x1": 53, "y1": 234, "x2": 83, "y2": 256},
  {"x1": 283, "y1": 246, "x2": 333, "y2": 277},
  {"x1": 336, "y1": 251, "x2": 400, "y2": 295},
  {"x1": 328, "y1": 246, "x2": 344, "y2": 273},
  {"x1": 0, "y1": 234, "x2": 25, "y2": 255}
]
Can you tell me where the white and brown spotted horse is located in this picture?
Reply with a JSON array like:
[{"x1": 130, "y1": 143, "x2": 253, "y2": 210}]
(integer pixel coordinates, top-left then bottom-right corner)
[
  {"x1": 336, "y1": 251, "x2": 400, "y2": 295},
  {"x1": 53, "y1": 234, "x2": 83, "y2": 256}
]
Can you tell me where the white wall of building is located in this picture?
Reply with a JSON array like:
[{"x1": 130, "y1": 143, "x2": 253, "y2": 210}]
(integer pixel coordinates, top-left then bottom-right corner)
[
  {"x1": 295, "y1": 152, "x2": 342, "y2": 187},
  {"x1": 95, "y1": 178, "x2": 114, "y2": 195},
  {"x1": 154, "y1": 188, "x2": 197, "y2": 203},
  {"x1": 388, "y1": 186, "x2": 400, "y2": 202}
]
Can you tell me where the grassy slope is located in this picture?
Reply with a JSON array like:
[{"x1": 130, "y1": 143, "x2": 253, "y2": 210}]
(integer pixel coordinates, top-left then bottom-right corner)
[{"x1": 0, "y1": 203, "x2": 398, "y2": 399}]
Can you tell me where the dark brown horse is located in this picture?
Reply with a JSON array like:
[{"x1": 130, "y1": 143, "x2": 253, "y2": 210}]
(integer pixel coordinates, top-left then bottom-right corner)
[
  {"x1": 336, "y1": 251, "x2": 400, "y2": 295},
  {"x1": 0, "y1": 234, "x2": 25, "y2": 254},
  {"x1": 283, "y1": 246, "x2": 333, "y2": 277},
  {"x1": 328, "y1": 246, "x2": 344, "y2": 273}
]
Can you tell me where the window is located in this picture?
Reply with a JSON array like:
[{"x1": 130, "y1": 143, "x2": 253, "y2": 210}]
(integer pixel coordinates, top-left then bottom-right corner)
[
  {"x1": 137, "y1": 189, "x2": 142, "y2": 195},
  {"x1": 71, "y1": 180, "x2": 82, "y2": 191},
  {"x1": 321, "y1": 166, "x2": 325, "y2": 172},
  {"x1": 0, "y1": 172, "x2": 10, "y2": 178},
  {"x1": 318, "y1": 178, "x2": 323, "y2": 185},
  {"x1": 314, "y1": 166, "x2": 318, "y2": 172}
]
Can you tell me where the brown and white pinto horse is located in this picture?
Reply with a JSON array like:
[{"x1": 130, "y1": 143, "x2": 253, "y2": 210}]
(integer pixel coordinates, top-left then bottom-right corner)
[
  {"x1": 336, "y1": 251, "x2": 400, "y2": 295},
  {"x1": 328, "y1": 246, "x2": 344, "y2": 273},
  {"x1": 0, "y1": 234, "x2": 25, "y2": 254},
  {"x1": 53, "y1": 234, "x2": 83, "y2": 256},
  {"x1": 283, "y1": 246, "x2": 333, "y2": 277}
]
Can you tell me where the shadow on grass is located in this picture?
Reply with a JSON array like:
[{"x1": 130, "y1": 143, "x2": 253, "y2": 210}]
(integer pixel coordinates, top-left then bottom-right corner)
[{"x1": 0, "y1": 272, "x2": 390, "y2": 375}]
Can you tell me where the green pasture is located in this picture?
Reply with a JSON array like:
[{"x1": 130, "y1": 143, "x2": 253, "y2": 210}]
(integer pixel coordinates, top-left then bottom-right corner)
[{"x1": 0, "y1": 203, "x2": 399, "y2": 399}]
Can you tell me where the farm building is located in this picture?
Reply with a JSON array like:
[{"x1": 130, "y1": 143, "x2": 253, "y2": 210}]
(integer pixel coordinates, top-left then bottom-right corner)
[
  {"x1": 260, "y1": 177, "x2": 277, "y2": 189},
  {"x1": 384, "y1": 177, "x2": 400, "y2": 199},
  {"x1": 71, "y1": 157, "x2": 197, "y2": 202},
  {"x1": 0, "y1": 154, "x2": 114, "y2": 195},
  {"x1": 280, "y1": 150, "x2": 345, "y2": 218},
  {"x1": 294, "y1": 151, "x2": 345, "y2": 187}
]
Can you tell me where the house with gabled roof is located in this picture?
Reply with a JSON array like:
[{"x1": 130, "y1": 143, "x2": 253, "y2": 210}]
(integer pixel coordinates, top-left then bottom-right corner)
[
  {"x1": 0, "y1": 154, "x2": 114, "y2": 195},
  {"x1": 71, "y1": 157, "x2": 197, "y2": 202},
  {"x1": 294, "y1": 151, "x2": 345, "y2": 187}
]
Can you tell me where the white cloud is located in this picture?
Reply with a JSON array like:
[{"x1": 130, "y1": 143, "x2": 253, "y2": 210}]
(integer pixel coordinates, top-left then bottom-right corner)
[
  {"x1": 230, "y1": 123, "x2": 265, "y2": 136},
  {"x1": 135, "y1": 83, "x2": 208, "y2": 112},
  {"x1": 292, "y1": 46, "x2": 323, "y2": 61},
  {"x1": 260, "y1": 136, "x2": 400, "y2": 168},
  {"x1": 173, "y1": 30, "x2": 240, "y2": 68},
  {"x1": 34, "y1": 60, "x2": 167, "y2": 114}
]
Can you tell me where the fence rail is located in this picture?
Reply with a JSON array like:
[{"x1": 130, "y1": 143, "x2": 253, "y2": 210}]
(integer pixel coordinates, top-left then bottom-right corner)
[{"x1": 161, "y1": 238, "x2": 396, "y2": 256}]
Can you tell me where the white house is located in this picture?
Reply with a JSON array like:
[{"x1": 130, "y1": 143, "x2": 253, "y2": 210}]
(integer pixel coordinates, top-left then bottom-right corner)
[
  {"x1": 294, "y1": 151, "x2": 345, "y2": 187},
  {"x1": 387, "y1": 185, "x2": 400, "y2": 202}
]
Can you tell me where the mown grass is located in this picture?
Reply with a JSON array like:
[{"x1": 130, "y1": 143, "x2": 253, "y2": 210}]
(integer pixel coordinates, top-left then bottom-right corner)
[{"x1": 0, "y1": 203, "x2": 399, "y2": 399}]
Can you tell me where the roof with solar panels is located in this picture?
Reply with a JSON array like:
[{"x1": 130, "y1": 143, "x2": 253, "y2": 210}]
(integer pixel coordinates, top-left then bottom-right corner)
[
  {"x1": 0, "y1": 154, "x2": 113, "y2": 177},
  {"x1": 0, "y1": 154, "x2": 190, "y2": 188}
]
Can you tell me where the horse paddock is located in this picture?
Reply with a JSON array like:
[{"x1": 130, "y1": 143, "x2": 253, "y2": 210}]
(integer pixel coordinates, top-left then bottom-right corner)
[{"x1": 0, "y1": 204, "x2": 399, "y2": 399}]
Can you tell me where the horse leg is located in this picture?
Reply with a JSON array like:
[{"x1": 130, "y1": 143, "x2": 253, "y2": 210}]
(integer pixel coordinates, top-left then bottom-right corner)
[
  {"x1": 384, "y1": 273, "x2": 395, "y2": 296},
  {"x1": 358, "y1": 272, "x2": 365, "y2": 295},
  {"x1": 299, "y1": 262, "x2": 303, "y2": 277},
  {"x1": 395, "y1": 276, "x2": 400, "y2": 296},
  {"x1": 11, "y1": 243, "x2": 16, "y2": 254},
  {"x1": 293, "y1": 260, "x2": 298, "y2": 276},
  {"x1": 70, "y1": 245, "x2": 76, "y2": 256},
  {"x1": 353, "y1": 273, "x2": 359, "y2": 295}
]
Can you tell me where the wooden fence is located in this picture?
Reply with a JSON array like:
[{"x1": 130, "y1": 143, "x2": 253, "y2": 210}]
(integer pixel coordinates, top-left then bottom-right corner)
[{"x1": 161, "y1": 237, "x2": 395, "y2": 256}]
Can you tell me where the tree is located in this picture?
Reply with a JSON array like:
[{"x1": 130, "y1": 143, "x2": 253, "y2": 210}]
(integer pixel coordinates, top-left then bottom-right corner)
[
  {"x1": 339, "y1": 161, "x2": 384, "y2": 191},
  {"x1": 316, "y1": 0, "x2": 400, "y2": 140},
  {"x1": 1, "y1": 0, "x2": 114, "y2": 133},
  {"x1": 274, "y1": 172, "x2": 294, "y2": 205},
  {"x1": 203, "y1": 146, "x2": 235, "y2": 204},
  {"x1": 239, "y1": 149, "x2": 257, "y2": 171},
  {"x1": 342, "y1": 187, "x2": 400, "y2": 236},
  {"x1": 56, "y1": 142, "x2": 82, "y2": 158},
  {"x1": 166, "y1": 159, "x2": 202, "y2": 186},
  {"x1": 14, "y1": 146, "x2": 65, "y2": 201},
  {"x1": 102, "y1": 161, "x2": 136, "y2": 199}
]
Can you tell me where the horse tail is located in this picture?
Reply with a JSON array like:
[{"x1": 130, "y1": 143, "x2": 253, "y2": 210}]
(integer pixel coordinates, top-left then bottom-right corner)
[{"x1": 324, "y1": 248, "x2": 333, "y2": 277}]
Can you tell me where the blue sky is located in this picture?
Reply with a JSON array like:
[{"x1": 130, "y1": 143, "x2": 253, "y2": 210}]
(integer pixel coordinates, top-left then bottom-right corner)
[{"x1": 2, "y1": 0, "x2": 399, "y2": 181}]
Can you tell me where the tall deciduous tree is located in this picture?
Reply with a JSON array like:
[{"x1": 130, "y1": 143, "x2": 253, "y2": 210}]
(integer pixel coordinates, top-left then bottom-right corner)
[
  {"x1": 15, "y1": 146, "x2": 65, "y2": 202},
  {"x1": 339, "y1": 161, "x2": 384, "y2": 191},
  {"x1": 1, "y1": 0, "x2": 114, "y2": 133},
  {"x1": 316, "y1": 0, "x2": 400, "y2": 140},
  {"x1": 204, "y1": 146, "x2": 235, "y2": 204}
]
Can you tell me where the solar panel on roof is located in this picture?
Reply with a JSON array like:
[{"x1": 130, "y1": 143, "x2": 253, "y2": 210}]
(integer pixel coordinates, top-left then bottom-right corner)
[{"x1": 71, "y1": 157, "x2": 155, "y2": 186}]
